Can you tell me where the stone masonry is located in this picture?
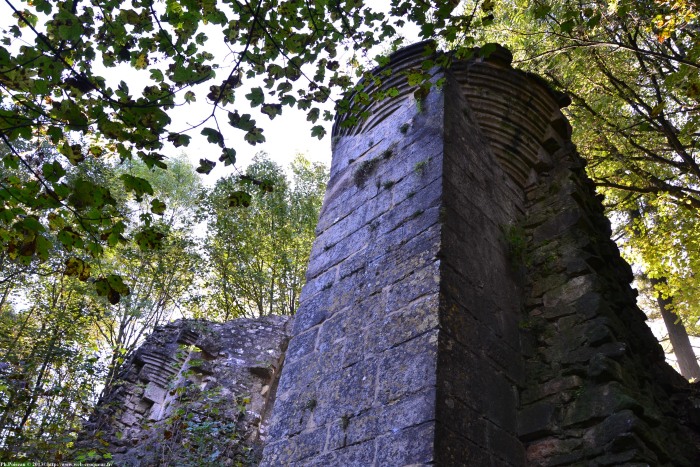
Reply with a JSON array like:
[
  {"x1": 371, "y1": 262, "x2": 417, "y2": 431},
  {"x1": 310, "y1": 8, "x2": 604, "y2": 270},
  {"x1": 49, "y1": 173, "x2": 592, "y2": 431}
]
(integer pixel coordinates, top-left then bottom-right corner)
[
  {"x1": 75, "y1": 316, "x2": 290, "y2": 465},
  {"x1": 261, "y1": 42, "x2": 700, "y2": 465}
]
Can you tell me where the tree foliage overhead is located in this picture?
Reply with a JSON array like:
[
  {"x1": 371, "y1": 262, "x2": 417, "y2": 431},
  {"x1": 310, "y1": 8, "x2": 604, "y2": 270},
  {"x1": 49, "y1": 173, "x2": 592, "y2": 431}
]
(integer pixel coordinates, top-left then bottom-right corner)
[
  {"x1": 502, "y1": 0, "x2": 700, "y2": 209},
  {"x1": 0, "y1": 0, "x2": 487, "y2": 287},
  {"x1": 478, "y1": 1, "x2": 700, "y2": 338},
  {"x1": 0, "y1": 154, "x2": 203, "y2": 461}
]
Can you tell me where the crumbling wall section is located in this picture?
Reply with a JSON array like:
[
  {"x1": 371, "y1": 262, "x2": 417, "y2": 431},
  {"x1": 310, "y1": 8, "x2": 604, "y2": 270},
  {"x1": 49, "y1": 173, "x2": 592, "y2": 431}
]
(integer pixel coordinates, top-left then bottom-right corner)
[
  {"x1": 76, "y1": 316, "x2": 290, "y2": 466},
  {"x1": 517, "y1": 138, "x2": 700, "y2": 465}
]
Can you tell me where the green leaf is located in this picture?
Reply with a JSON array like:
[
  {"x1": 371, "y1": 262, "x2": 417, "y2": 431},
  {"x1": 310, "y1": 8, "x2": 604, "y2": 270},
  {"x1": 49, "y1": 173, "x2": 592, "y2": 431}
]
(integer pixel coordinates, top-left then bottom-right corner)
[
  {"x1": 196, "y1": 158, "x2": 216, "y2": 174},
  {"x1": 219, "y1": 148, "x2": 236, "y2": 166},
  {"x1": 277, "y1": 81, "x2": 293, "y2": 93},
  {"x1": 280, "y1": 95, "x2": 296, "y2": 106},
  {"x1": 245, "y1": 87, "x2": 264, "y2": 107},
  {"x1": 94, "y1": 275, "x2": 130, "y2": 304},
  {"x1": 20, "y1": 216, "x2": 44, "y2": 233},
  {"x1": 259, "y1": 179, "x2": 274, "y2": 193},
  {"x1": 46, "y1": 126, "x2": 62, "y2": 144},
  {"x1": 168, "y1": 132, "x2": 191, "y2": 147},
  {"x1": 41, "y1": 161, "x2": 66, "y2": 182},
  {"x1": 560, "y1": 20, "x2": 575, "y2": 33},
  {"x1": 107, "y1": 274, "x2": 130, "y2": 295},
  {"x1": 311, "y1": 125, "x2": 326, "y2": 139},
  {"x1": 479, "y1": 43, "x2": 499, "y2": 58},
  {"x1": 307, "y1": 108, "x2": 320, "y2": 123},
  {"x1": 59, "y1": 142, "x2": 85, "y2": 165},
  {"x1": 150, "y1": 198, "x2": 167, "y2": 215},
  {"x1": 228, "y1": 112, "x2": 256, "y2": 131},
  {"x1": 35, "y1": 235, "x2": 50, "y2": 261},
  {"x1": 150, "y1": 68, "x2": 164, "y2": 82},
  {"x1": 70, "y1": 179, "x2": 116, "y2": 209},
  {"x1": 120, "y1": 174, "x2": 154, "y2": 202},
  {"x1": 587, "y1": 13, "x2": 602, "y2": 28},
  {"x1": 58, "y1": 228, "x2": 81, "y2": 250},
  {"x1": 407, "y1": 72, "x2": 425, "y2": 86},
  {"x1": 261, "y1": 103, "x2": 282, "y2": 119},
  {"x1": 244, "y1": 128, "x2": 265, "y2": 145},
  {"x1": 134, "y1": 227, "x2": 165, "y2": 251},
  {"x1": 201, "y1": 127, "x2": 224, "y2": 146},
  {"x1": 64, "y1": 257, "x2": 91, "y2": 280},
  {"x1": 532, "y1": 3, "x2": 552, "y2": 18},
  {"x1": 375, "y1": 54, "x2": 390, "y2": 67},
  {"x1": 227, "y1": 190, "x2": 252, "y2": 207},
  {"x1": 14, "y1": 9, "x2": 38, "y2": 28}
]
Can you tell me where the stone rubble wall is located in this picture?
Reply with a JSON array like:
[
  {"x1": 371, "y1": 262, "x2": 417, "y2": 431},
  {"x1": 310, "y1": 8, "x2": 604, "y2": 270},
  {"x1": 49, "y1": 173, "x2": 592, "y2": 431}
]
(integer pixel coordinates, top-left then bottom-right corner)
[
  {"x1": 517, "y1": 137, "x2": 700, "y2": 465},
  {"x1": 75, "y1": 316, "x2": 290, "y2": 466}
]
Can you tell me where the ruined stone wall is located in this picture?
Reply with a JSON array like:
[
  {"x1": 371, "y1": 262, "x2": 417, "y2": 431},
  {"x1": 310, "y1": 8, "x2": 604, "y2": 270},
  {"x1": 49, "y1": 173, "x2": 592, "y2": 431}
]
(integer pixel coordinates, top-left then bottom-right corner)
[
  {"x1": 261, "y1": 42, "x2": 700, "y2": 465},
  {"x1": 75, "y1": 316, "x2": 290, "y2": 466},
  {"x1": 261, "y1": 43, "x2": 532, "y2": 465},
  {"x1": 516, "y1": 122, "x2": 700, "y2": 465},
  {"x1": 262, "y1": 46, "x2": 448, "y2": 464},
  {"x1": 79, "y1": 42, "x2": 700, "y2": 467}
]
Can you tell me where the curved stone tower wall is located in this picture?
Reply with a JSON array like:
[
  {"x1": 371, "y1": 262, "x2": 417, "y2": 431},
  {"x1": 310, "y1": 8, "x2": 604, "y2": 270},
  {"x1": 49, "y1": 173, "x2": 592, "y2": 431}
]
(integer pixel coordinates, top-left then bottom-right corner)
[{"x1": 262, "y1": 42, "x2": 700, "y2": 466}]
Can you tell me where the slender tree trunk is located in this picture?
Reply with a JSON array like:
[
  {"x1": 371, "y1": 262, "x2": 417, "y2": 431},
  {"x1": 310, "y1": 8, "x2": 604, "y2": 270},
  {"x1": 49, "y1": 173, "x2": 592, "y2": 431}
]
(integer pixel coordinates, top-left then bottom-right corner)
[
  {"x1": 628, "y1": 208, "x2": 700, "y2": 380},
  {"x1": 650, "y1": 277, "x2": 700, "y2": 380}
]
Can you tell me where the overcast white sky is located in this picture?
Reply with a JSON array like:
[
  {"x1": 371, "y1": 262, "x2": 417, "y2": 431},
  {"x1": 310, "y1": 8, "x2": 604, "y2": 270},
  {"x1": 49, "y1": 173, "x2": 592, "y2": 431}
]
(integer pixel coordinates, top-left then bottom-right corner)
[{"x1": 162, "y1": 20, "x2": 338, "y2": 180}]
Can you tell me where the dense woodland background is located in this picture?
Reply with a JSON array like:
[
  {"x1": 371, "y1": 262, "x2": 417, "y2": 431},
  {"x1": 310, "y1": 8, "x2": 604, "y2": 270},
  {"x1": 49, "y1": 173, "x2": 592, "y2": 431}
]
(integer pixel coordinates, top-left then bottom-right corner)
[{"x1": 0, "y1": 0, "x2": 699, "y2": 461}]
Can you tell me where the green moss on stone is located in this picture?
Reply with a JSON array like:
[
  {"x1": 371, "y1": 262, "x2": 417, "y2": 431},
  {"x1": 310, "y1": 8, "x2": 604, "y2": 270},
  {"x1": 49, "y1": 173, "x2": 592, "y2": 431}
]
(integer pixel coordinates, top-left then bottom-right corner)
[{"x1": 354, "y1": 158, "x2": 380, "y2": 187}]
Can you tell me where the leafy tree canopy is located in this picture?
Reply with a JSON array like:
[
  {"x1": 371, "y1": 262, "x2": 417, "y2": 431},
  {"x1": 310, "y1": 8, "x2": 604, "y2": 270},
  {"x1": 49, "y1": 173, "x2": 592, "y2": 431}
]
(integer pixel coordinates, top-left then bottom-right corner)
[
  {"x1": 477, "y1": 1, "x2": 700, "y2": 335},
  {"x1": 201, "y1": 152, "x2": 327, "y2": 320},
  {"x1": 0, "y1": 0, "x2": 488, "y2": 291}
]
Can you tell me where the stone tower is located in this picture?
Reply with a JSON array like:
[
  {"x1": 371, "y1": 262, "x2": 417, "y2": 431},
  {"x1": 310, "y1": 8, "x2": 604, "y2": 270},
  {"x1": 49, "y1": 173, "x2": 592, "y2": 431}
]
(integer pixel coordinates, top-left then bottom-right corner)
[{"x1": 261, "y1": 42, "x2": 700, "y2": 465}]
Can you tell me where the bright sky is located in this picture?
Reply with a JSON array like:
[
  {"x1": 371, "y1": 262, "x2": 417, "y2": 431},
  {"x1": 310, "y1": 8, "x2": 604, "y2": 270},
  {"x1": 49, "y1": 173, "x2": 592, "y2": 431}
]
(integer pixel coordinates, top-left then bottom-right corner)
[
  {"x1": 161, "y1": 19, "x2": 338, "y2": 181},
  {"x1": 0, "y1": 2, "x2": 328, "y2": 182},
  {"x1": 0, "y1": 1, "x2": 419, "y2": 182}
]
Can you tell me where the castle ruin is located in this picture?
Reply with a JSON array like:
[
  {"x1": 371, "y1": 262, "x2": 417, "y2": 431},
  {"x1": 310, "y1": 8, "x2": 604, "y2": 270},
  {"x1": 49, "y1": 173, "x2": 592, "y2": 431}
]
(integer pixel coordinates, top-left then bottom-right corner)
[{"x1": 83, "y1": 42, "x2": 700, "y2": 466}]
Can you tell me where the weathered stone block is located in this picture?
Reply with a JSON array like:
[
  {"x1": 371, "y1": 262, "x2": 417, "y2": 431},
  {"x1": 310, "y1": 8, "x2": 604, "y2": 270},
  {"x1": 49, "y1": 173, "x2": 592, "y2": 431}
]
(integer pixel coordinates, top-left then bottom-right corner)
[
  {"x1": 326, "y1": 440, "x2": 376, "y2": 465},
  {"x1": 518, "y1": 401, "x2": 557, "y2": 440},
  {"x1": 565, "y1": 382, "x2": 644, "y2": 427},
  {"x1": 142, "y1": 381, "x2": 166, "y2": 403},
  {"x1": 285, "y1": 328, "x2": 318, "y2": 364},
  {"x1": 375, "y1": 422, "x2": 435, "y2": 465},
  {"x1": 377, "y1": 331, "x2": 438, "y2": 405}
]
